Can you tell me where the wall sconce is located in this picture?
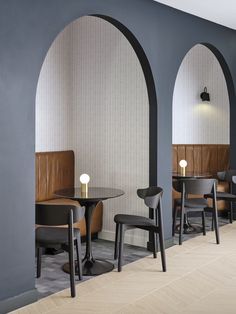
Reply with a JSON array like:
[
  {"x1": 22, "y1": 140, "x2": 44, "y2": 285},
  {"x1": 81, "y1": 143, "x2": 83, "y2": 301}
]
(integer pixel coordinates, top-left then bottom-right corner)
[
  {"x1": 179, "y1": 160, "x2": 187, "y2": 176},
  {"x1": 200, "y1": 87, "x2": 210, "y2": 102},
  {"x1": 80, "y1": 173, "x2": 90, "y2": 195}
]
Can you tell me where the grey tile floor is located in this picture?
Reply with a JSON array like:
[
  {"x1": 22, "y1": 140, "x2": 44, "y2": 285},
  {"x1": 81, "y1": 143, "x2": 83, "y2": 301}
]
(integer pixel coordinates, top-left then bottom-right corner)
[
  {"x1": 36, "y1": 239, "x2": 150, "y2": 299},
  {"x1": 36, "y1": 214, "x2": 229, "y2": 299},
  {"x1": 176, "y1": 212, "x2": 228, "y2": 242}
]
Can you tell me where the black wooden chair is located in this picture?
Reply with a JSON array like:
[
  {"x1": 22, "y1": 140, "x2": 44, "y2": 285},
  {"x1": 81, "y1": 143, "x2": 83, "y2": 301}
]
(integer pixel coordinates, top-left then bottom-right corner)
[
  {"x1": 35, "y1": 204, "x2": 84, "y2": 297},
  {"x1": 173, "y1": 179, "x2": 220, "y2": 245},
  {"x1": 205, "y1": 170, "x2": 236, "y2": 224},
  {"x1": 114, "y1": 187, "x2": 166, "y2": 272}
]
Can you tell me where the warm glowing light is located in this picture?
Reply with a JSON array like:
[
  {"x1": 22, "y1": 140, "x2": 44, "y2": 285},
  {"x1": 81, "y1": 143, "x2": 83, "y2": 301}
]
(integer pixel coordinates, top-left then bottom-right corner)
[
  {"x1": 80, "y1": 174, "x2": 90, "y2": 184},
  {"x1": 179, "y1": 160, "x2": 187, "y2": 168}
]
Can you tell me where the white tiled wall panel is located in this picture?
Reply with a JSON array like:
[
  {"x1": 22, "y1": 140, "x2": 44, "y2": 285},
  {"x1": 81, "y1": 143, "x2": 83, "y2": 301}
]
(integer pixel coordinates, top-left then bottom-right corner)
[
  {"x1": 172, "y1": 44, "x2": 230, "y2": 144},
  {"x1": 36, "y1": 28, "x2": 73, "y2": 151},
  {"x1": 36, "y1": 16, "x2": 149, "y2": 247}
]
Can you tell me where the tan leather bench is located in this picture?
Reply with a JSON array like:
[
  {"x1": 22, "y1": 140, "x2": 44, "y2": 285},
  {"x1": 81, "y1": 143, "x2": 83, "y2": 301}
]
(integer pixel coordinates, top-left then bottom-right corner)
[
  {"x1": 36, "y1": 150, "x2": 103, "y2": 236},
  {"x1": 172, "y1": 144, "x2": 230, "y2": 211}
]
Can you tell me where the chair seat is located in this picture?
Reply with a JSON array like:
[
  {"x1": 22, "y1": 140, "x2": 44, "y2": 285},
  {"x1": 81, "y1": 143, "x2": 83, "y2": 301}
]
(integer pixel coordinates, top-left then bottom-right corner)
[
  {"x1": 175, "y1": 198, "x2": 208, "y2": 209},
  {"x1": 205, "y1": 191, "x2": 236, "y2": 201},
  {"x1": 114, "y1": 214, "x2": 156, "y2": 227},
  {"x1": 36, "y1": 226, "x2": 80, "y2": 245}
]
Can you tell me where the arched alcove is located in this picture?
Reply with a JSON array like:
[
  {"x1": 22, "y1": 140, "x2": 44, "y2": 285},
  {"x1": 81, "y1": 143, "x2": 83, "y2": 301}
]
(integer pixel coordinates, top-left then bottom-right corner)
[
  {"x1": 173, "y1": 44, "x2": 230, "y2": 145},
  {"x1": 171, "y1": 43, "x2": 235, "y2": 236},
  {"x1": 36, "y1": 15, "x2": 155, "y2": 247}
]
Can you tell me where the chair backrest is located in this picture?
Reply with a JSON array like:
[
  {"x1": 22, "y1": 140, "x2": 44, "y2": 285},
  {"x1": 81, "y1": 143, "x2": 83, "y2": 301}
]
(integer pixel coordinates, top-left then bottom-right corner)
[
  {"x1": 173, "y1": 178, "x2": 216, "y2": 195},
  {"x1": 172, "y1": 179, "x2": 195, "y2": 193},
  {"x1": 35, "y1": 204, "x2": 85, "y2": 226},
  {"x1": 232, "y1": 176, "x2": 236, "y2": 185},
  {"x1": 217, "y1": 171, "x2": 226, "y2": 181},
  {"x1": 137, "y1": 186, "x2": 163, "y2": 209},
  {"x1": 217, "y1": 170, "x2": 236, "y2": 183}
]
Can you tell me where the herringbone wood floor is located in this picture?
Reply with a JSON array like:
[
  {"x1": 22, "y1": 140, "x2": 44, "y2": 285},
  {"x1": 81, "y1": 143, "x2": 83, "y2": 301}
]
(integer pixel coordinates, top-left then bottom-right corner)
[{"x1": 11, "y1": 223, "x2": 236, "y2": 314}]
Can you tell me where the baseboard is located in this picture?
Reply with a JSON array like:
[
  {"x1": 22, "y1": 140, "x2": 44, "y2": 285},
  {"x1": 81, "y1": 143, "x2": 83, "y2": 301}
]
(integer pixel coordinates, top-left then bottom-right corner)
[
  {"x1": 99, "y1": 230, "x2": 148, "y2": 247},
  {"x1": 0, "y1": 288, "x2": 38, "y2": 314},
  {"x1": 162, "y1": 237, "x2": 174, "y2": 249},
  {"x1": 99, "y1": 230, "x2": 174, "y2": 249},
  {"x1": 81, "y1": 232, "x2": 98, "y2": 242},
  {"x1": 147, "y1": 236, "x2": 174, "y2": 251}
]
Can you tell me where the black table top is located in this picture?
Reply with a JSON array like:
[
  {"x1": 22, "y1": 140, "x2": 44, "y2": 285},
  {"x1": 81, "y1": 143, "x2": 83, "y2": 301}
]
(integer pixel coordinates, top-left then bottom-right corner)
[
  {"x1": 172, "y1": 172, "x2": 212, "y2": 179},
  {"x1": 54, "y1": 187, "x2": 125, "y2": 202}
]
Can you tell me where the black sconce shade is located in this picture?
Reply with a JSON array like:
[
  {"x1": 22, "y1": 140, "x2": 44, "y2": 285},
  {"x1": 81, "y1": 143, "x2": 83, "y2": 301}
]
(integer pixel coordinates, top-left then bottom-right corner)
[{"x1": 200, "y1": 87, "x2": 210, "y2": 101}]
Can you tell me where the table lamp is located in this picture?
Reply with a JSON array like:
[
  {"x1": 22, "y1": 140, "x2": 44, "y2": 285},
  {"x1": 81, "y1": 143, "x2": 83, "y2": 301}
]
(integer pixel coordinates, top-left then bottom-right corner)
[
  {"x1": 80, "y1": 174, "x2": 90, "y2": 195},
  {"x1": 179, "y1": 160, "x2": 187, "y2": 176}
]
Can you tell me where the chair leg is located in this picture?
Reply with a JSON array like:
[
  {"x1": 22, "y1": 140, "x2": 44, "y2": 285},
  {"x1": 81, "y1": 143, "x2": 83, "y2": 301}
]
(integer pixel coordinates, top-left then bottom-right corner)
[
  {"x1": 114, "y1": 223, "x2": 119, "y2": 260},
  {"x1": 213, "y1": 207, "x2": 220, "y2": 245},
  {"x1": 68, "y1": 245, "x2": 76, "y2": 297},
  {"x1": 36, "y1": 247, "x2": 42, "y2": 278},
  {"x1": 157, "y1": 200, "x2": 166, "y2": 272},
  {"x1": 202, "y1": 211, "x2": 206, "y2": 236},
  {"x1": 179, "y1": 208, "x2": 184, "y2": 245},
  {"x1": 158, "y1": 229, "x2": 166, "y2": 272},
  {"x1": 75, "y1": 233, "x2": 83, "y2": 281},
  {"x1": 118, "y1": 224, "x2": 125, "y2": 272},
  {"x1": 211, "y1": 213, "x2": 214, "y2": 231},
  {"x1": 152, "y1": 231, "x2": 157, "y2": 259},
  {"x1": 69, "y1": 210, "x2": 76, "y2": 297},
  {"x1": 172, "y1": 206, "x2": 177, "y2": 236},
  {"x1": 230, "y1": 202, "x2": 233, "y2": 223}
]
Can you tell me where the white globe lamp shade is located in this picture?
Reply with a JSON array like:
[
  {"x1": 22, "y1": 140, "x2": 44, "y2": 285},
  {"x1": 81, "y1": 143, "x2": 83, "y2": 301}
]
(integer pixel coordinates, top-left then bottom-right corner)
[
  {"x1": 179, "y1": 160, "x2": 187, "y2": 168},
  {"x1": 80, "y1": 174, "x2": 90, "y2": 184}
]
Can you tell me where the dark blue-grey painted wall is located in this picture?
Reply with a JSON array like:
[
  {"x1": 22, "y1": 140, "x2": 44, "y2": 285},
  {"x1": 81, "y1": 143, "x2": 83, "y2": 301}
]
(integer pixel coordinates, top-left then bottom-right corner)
[{"x1": 0, "y1": 0, "x2": 236, "y2": 311}]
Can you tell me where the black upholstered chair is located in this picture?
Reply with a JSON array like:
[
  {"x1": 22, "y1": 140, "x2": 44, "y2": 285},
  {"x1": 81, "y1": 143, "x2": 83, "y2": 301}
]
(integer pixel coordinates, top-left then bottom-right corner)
[
  {"x1": 35, "y1": 204, "x2": 84, "y2": 297},
  {"x1": 173, "y1": 179, "x2": 219, "y2": 245},
  {"x1": 114, "y1": 187, "x2": 166, "y2": 272},
  {"x1": 205, "y1": 170, "x2": 236, "y2": 224}
]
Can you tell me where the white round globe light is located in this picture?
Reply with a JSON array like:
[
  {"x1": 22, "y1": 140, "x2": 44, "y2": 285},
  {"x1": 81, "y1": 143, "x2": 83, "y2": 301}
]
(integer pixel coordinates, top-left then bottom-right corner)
[
  {"x1": 179, "y1": 160, "x2": 187, "y2": 168},
  {"x1": 80, "y1": 174, "x2": 90, "y2": 184}
]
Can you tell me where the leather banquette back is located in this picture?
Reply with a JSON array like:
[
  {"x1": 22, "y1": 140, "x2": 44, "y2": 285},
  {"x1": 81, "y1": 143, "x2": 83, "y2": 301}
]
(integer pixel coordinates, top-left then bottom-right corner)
[
  {"x1": 173, "y1": 144, "x2": 229, "y2": 176},
  {"x1": 36, "y1": 150, "x2": 74, "y2": 202}
]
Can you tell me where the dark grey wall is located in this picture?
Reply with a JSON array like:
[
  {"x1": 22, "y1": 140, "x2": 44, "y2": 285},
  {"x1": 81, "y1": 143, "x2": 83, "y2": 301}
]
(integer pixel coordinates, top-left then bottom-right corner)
[{"x1": 0, "y1": 0, "x2": 236, "y2": 310}]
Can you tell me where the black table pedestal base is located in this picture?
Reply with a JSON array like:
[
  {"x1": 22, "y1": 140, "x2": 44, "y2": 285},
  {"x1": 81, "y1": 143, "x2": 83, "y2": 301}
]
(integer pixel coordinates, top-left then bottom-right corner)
[
  {"x1": 175, "y1": 223, "x2": 203, "y2": 234},
  {"x1": 63, "y1": 259, "x2": 114, "y2": 276},
  {"x1": 55, "y1": 188, "x2": 124, "y2": 277}
]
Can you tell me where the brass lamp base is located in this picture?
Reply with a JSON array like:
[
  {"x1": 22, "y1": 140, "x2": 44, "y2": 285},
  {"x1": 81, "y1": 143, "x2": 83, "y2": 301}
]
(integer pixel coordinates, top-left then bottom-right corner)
[
  {"x1": 81, "y1": 183, "x2": 88, "y2": 197},
  {"x1": 180, "y1": 167, "x2": 186, "y2": 176}
]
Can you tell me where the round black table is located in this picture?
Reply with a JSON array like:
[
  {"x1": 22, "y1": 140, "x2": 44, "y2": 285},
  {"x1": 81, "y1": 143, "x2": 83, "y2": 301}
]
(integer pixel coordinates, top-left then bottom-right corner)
[
  {"x1": 55, "y1": 187, "x2": 124, "y2": 276},
  {"x1": 172, "y1": 172, "x2": 212, "y2": 180},
  {"x1": 172, "y1": 172, "x2": 212, "y2": 234}
]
